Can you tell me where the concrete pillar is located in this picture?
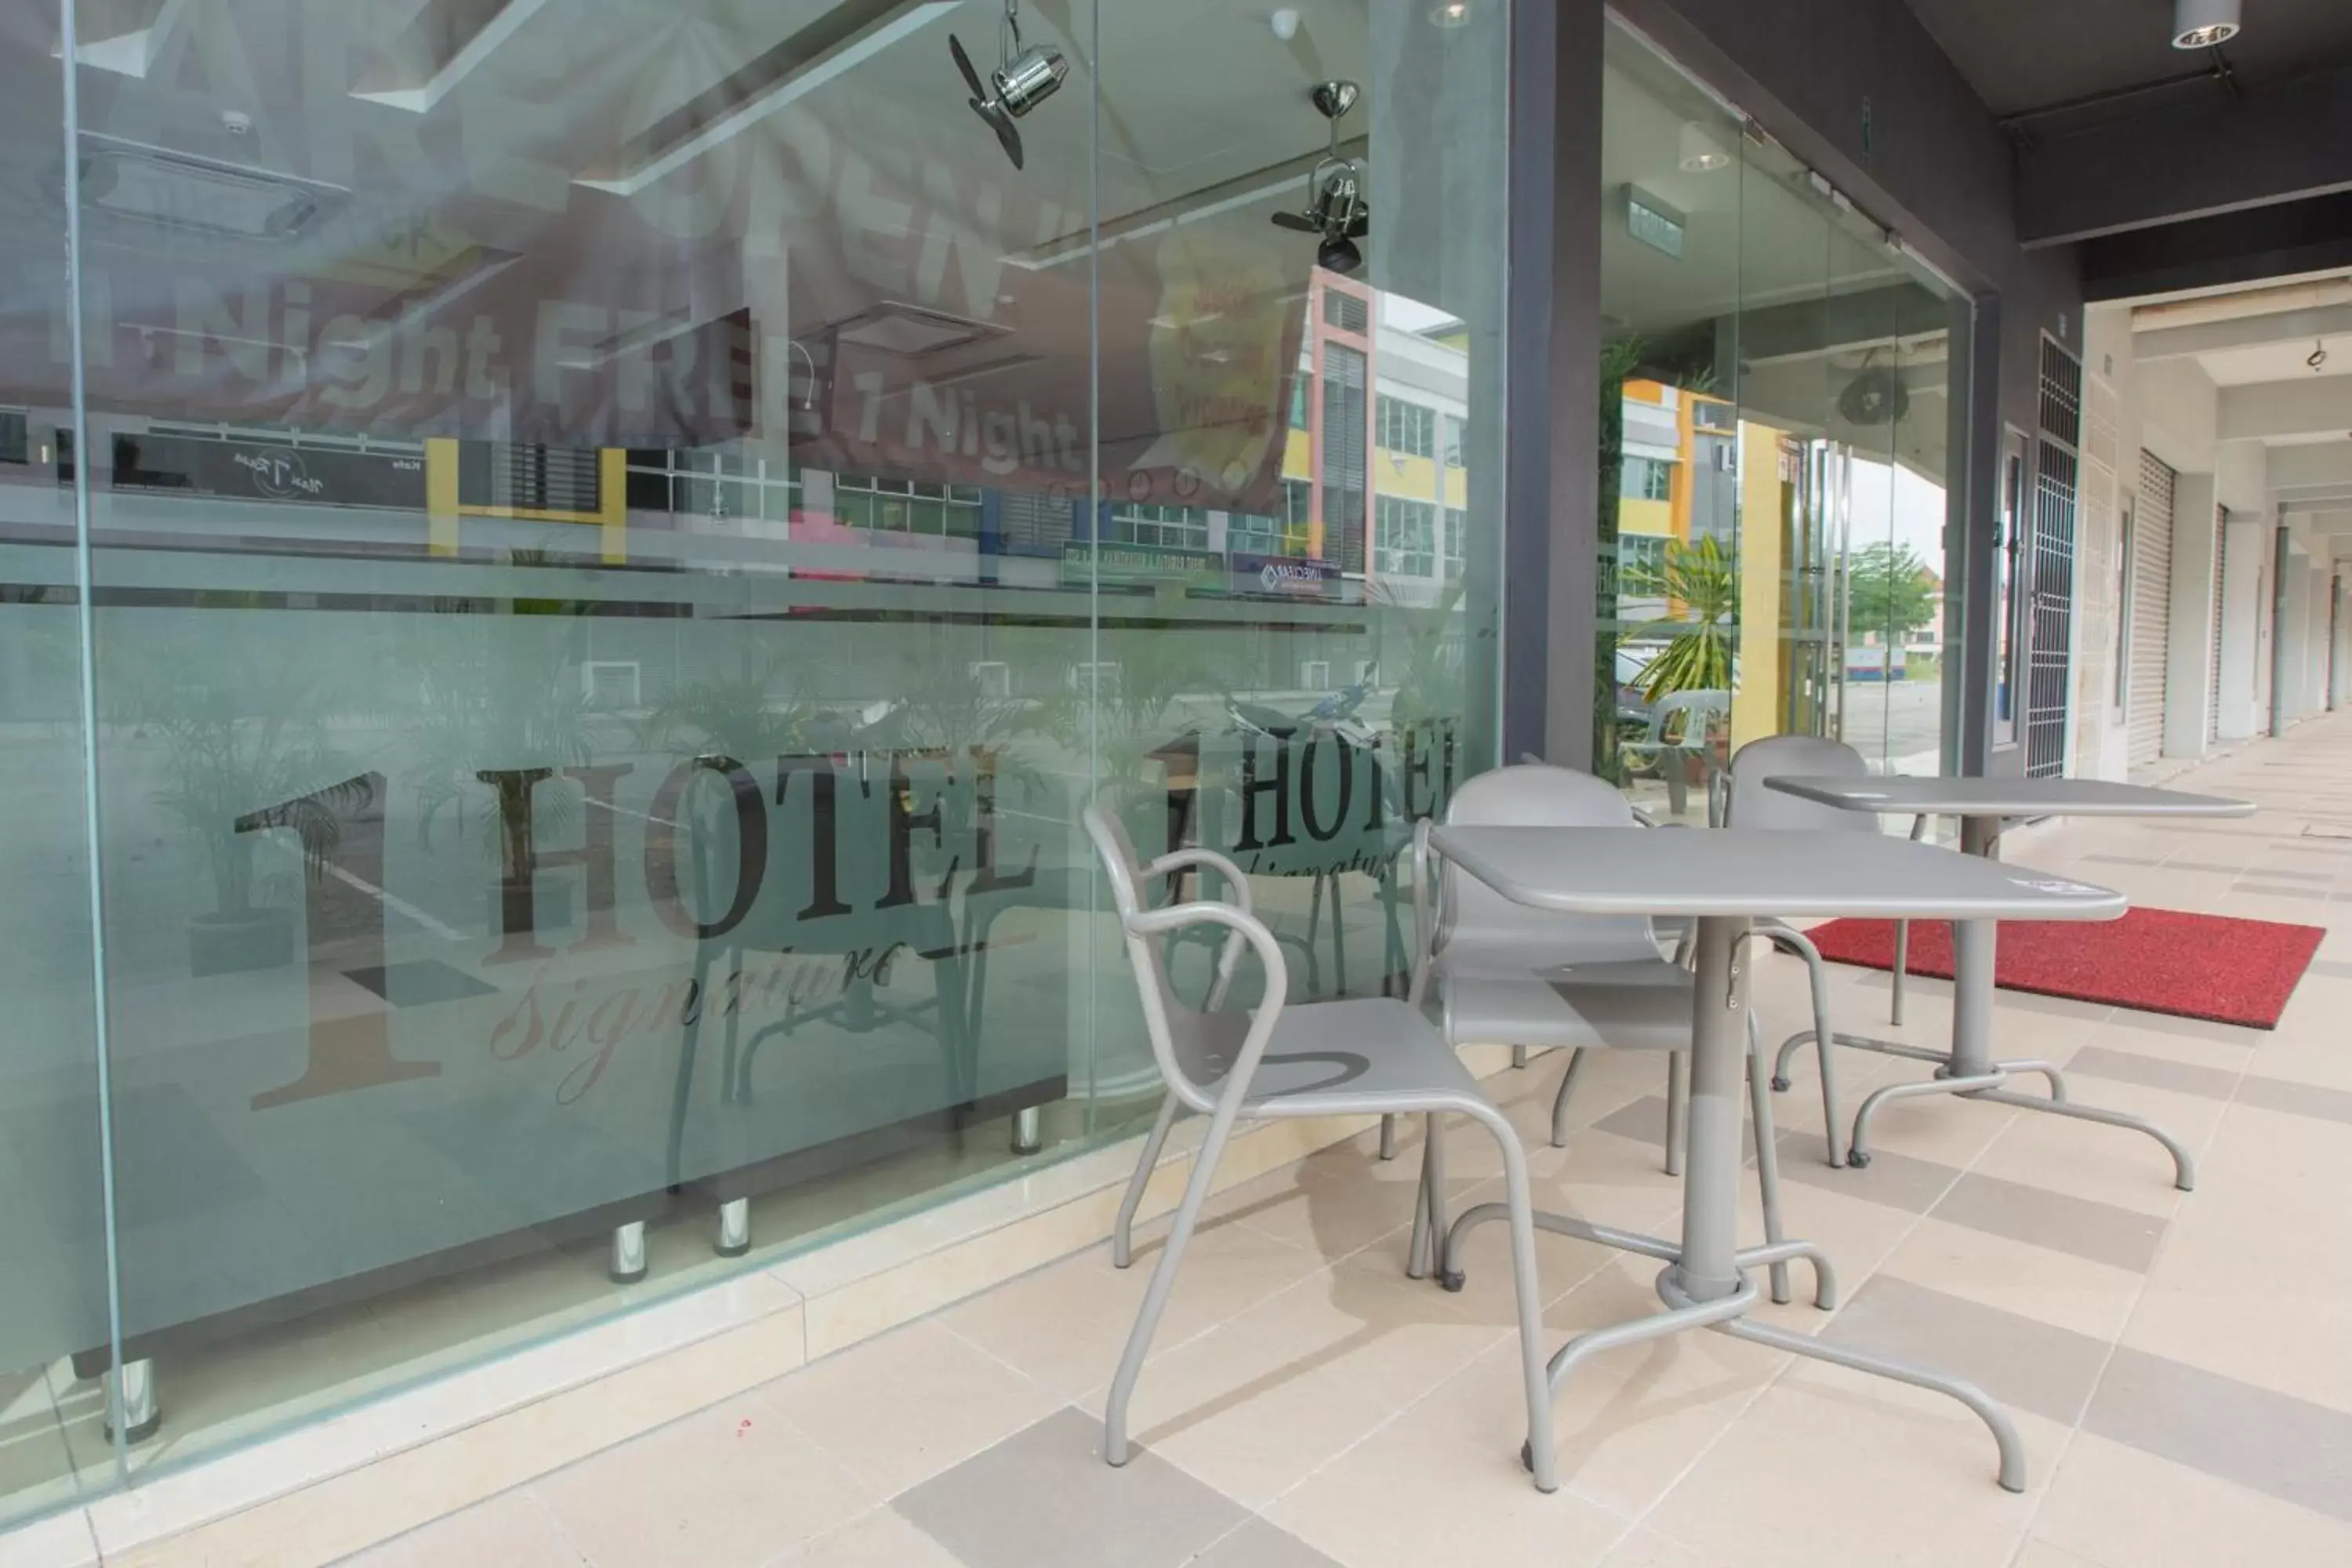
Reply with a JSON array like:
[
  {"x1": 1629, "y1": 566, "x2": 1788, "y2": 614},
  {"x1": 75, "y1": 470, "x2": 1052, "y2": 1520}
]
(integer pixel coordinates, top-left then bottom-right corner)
[
  {"x1": 2217, "y1": 512, "x2": 2267, "y2": 740},
  {"x1": 2162, "y1": 473, "x2": 2220, "y2": 757}
]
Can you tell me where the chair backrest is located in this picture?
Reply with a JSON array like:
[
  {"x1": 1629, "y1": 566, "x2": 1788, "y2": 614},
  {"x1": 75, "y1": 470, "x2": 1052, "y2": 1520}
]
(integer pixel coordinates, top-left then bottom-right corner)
[
  {"x1": 1080, "y1": 801, "x2": 1236, "y2": 1112},
  {"x1": 1436, "y1": 764, "x2": 1656, "y2": 955},
  {"x1": 1645, "y1": 688, "x2": 1729, "y2": 745},
  {"x1": 1723, "y1": 733, "x2": 1878, "y2": 832}
]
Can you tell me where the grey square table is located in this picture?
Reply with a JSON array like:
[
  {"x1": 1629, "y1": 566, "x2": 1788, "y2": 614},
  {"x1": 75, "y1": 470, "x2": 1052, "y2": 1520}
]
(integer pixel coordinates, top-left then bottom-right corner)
[
  {"x1": 1428, "y1": 823, "x2": 2127, "y2": 1492},
  {"x1": 1762, "y1": 775, "x2": 2252, "y2": 1184}
]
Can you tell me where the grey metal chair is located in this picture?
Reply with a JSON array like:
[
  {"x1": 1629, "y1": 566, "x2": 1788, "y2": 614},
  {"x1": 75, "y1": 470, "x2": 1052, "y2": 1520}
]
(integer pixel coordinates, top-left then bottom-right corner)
[
  {"x1": 1400, "y1": 763, "x2": 1802, "y2": 1303},
  {"x1": 1723, "y1": 734, "x2": 1922, "y2": 1167},
  {"x1": 1620, "y1": 688, "x2": 1730, "y2": 819},
  {"x1": 1086, "y1": 804, "x2": 1566, "y2": 1494}
]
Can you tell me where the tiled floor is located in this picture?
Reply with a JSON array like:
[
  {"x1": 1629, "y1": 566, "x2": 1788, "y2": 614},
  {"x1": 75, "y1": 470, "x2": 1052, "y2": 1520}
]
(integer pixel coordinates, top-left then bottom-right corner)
[{"x1": 33, "y1": 719, "x2": 2352, "y2": 1566}]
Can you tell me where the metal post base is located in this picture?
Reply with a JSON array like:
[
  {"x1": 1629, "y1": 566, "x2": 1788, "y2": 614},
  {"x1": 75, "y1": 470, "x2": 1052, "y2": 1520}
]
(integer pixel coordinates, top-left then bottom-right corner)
[
  {"x1": 1515, "y1": 1247, "x2": 2016, "y2": 1490},
  {"x1": 609, "y1": 1221, "x2": 648, "y2": 1284},
  {"x1": 1842, "y1": 1059, "x2": 2190, "y2": 1187},
  {"x1": 715, "y1": 1197, "x2": 751, "y2": 1258},
  {"x1": 103, "y1": 1359, "x2": 159, "y2": 1445},
  {"x1": 1010, "y1": 1105, "x2": 1044, "y2": 1156}
]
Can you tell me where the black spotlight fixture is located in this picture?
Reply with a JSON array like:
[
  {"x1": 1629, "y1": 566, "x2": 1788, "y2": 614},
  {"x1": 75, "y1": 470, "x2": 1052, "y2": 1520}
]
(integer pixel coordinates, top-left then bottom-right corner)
[
  {"x1": 1272, "y1": 81, "x2": 1368, "y2": 275},
  {"x1": 950, "y1": 0, "x2": 1068, "y2": 170}
]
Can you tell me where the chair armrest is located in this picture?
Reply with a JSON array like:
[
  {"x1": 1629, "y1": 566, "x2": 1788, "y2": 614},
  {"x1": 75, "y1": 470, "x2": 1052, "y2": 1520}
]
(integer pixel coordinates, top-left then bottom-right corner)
[
  {"x1": 1121, "y1": 900, "x2": 1290, "y2": 1113},
  {"x1": 1145, "y1": 847, "x2": 1254, "y2": 914},
  {"x1": 1409, "y1": 817, "x2": 1440, "y2": 1002},
  {"x1": 1142, "y1": 848, "x2": 1254, "y2": 1006}
]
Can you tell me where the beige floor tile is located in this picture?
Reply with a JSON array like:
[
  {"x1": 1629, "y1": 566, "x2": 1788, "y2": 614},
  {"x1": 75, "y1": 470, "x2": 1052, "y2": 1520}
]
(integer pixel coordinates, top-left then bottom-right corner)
[
  {"x1": 0, "y1": 1508, "x2": 98, "y2": 1568},
  {"x1": 760, "y1": 1320, "x2": 1065, "y2": 1500},
  {"x1": 342, "y1": 1490, "x2": 586, "y2": 1568},
  {"x1": 2118, "y1": 1281, "x2": 2352, "y2": 1414},
  {"x1": 938, "y1": 1225, "x2": 1323, "y2": 1399},
  {"x1": 779, "y1": 1508, "x2": 967, "y2": 1567},
  {"x1": 1640, "y1": 1359, "x2": 2058, "y2": 1568},
  {"x1": 1198, "y1": 1142, "x2": 1438, "y2": 1265},
  {"x1": 1962, "y1": 1080, "x2": 2211, "y2": 1220},
  {"x1": 1868, "y1": 1217, "x2": 2144, "y2": 1342},
  {"x1": 1261, "y1": 1352, "x2": 1632, "y2": 1568},
  {"x1": 2032, "y1": 1432, "x2": 2352, "y2": 1568},
  {"x1": 1595, "y1": 1526, "x2": 1730, "y2": 1568},
  {"x1": 2009, "y1": 1541, "x2": 2112, "y2": 1568},
  {"x1": 531, "y1": 1399, "x2": 877, "y2": 1568}
]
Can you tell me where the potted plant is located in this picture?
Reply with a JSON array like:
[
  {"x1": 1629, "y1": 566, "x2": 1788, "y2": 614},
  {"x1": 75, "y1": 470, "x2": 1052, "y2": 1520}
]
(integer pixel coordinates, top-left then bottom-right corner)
[{"x1": 1619, "y1": 533, "x2": 1738, "y2": 794}]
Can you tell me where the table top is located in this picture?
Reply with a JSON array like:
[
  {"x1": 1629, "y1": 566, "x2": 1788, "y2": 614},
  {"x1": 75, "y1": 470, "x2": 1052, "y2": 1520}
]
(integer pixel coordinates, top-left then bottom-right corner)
[
  {"x1": 1762, "y1": 775, "x2": 2253, "y2": 820},
  {"x1": 1428, "y1": 826, "x2": 2128, "y2": 923}
]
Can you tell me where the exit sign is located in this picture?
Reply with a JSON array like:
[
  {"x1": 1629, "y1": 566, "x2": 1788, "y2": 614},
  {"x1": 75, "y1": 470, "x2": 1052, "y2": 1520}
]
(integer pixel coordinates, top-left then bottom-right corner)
[{"x1": 1626, "y1": 186, "x2": 1685, "y2": 260}]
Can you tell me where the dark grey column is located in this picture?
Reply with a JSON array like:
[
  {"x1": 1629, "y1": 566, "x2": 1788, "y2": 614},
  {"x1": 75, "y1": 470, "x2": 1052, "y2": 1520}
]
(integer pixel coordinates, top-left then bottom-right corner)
[
  {"x1": 1501, "y1": 0, "x2": 1602, "y2": 768},
  {"x1": 1954, "y1": 294, "x2": 2004, "y2": 775}
]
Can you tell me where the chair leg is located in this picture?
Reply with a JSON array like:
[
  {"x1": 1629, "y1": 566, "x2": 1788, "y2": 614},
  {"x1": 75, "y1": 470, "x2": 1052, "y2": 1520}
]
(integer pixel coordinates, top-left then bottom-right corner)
[
  {"x1": 1766, "y1": 925, "x2": 1848, "y2": 1168},
  {"x1": 1664, "y1": 1052, "x2": 1689, "y2": 1177},
  {"x1": 1105, "y1": 1102, "x2": 1239, "y2": 1467},
  {"x1": 1408, "y1": 1112, "x2": 1450, "y2": 1280},
  {"x1": 1113, "y1": 1093, "x2": 1181, "y2": 1270},
  {"x1": 1891, "y1": 920, "x2": 1910, "y2": 1026},
  {"x1": 1461, "y1": 1102, "x2": 1559, "y2": 1494},
  {"x1": 1747, "y1": 1014, "x2": 1791, "y2": 1305},
  {"x1": 1548, "y1": 1047, "x2": 1588, "y2": 1149},
  {"x1": 1377, "y1": 1112, "x2": 1398, "y2": 1161}
]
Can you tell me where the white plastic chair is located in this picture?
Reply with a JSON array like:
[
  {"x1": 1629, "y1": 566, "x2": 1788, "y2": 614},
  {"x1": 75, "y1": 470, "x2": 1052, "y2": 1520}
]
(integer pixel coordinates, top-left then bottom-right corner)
[
  {"x1": 1404, "y1": 763, "x2": 1805, "y2": 1303},
  {"x1": 1086, "y1": 804, "x2": 1566, "y2": 1494},
  {"x1": 1723, "y1": 734, "x2": 1923, "y2": 1167}
]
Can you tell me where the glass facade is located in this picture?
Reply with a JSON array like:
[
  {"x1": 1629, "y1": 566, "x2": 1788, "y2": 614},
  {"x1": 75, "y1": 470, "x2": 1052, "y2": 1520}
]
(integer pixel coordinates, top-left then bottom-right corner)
[
  {"x1": 1597, "y1": 20, "x2": 1968, "y2": 820},
  {"x1": 1, "y1": 0, "x2": 1506, "y2": 1523}
]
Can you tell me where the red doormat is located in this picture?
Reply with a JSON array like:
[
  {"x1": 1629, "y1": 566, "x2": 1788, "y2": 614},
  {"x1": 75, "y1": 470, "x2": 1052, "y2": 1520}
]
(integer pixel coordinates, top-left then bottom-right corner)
[{"x1": 1802, "y1": 907, "x2": 2325, "y2": 1029}]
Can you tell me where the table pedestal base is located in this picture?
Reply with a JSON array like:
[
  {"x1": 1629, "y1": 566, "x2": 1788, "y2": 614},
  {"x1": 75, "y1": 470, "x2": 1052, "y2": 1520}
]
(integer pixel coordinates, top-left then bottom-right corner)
[
  {"x1": 1438, "y1": 1207, "x2": 2024, "y2": 1493},
  {"x1": 1773, "y1": 1027, "x2": 2198, "y2": 1190}
]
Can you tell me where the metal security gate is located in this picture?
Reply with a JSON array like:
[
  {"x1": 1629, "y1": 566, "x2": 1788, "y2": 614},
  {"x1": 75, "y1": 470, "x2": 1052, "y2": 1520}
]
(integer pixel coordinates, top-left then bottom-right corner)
[
  {"x1": 2130, "y1": 452, "x2": 2176, "y2": 767},
  {"x1": 2209, "y1": 516, "x2": 2227, "y2": 742},
  {"x1": 2025, "y1": 338, "x2": 2082, "y2": 779}
]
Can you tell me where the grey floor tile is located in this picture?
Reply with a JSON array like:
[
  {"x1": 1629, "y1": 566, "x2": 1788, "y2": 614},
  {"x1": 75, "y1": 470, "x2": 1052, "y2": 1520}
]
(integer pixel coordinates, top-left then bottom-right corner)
[
  {"x1": 2307, "y1": 958, "x2": 2352, "y2": 980},
  {"x1": 1186, "y1": 1519, "x2": 1345, "y2": 1568},
  {"x1": 1775, "y1": 1132, "x2": 1961, "y2": 1215},
  {"x1": 2065, "y1": 1045, "x2": 2240, "y2": 1102},
  {"x1": 1819, "y1": 1276, "x2": 2109, "y2": 1427},
  {"x1": 895, "y1": 1407, "x2": 1250, "y2": 1568},
  {"x1": 2087, "y1": 1348, "x2": 2352, "y2": 1524},
  {"x1": 1592, "y1": 1094, "x2": 1760, "y2": 1162},
  {"x1": 1929, "y1": 1172, "x2": 2166, "y2": 1272},
  {"x1": 2233, "y1": 1075, "x2": 2352, "y2": 1127},
  {"x1": 2241, "y1": 865, "x2": 2336, "y2": 883},
  {"x1": 2234, "y1": 882, "x2": 2331, "y2": 902},
  {"x1": 2083, "y1": 852, "x2": 2166, "y2": 869}
]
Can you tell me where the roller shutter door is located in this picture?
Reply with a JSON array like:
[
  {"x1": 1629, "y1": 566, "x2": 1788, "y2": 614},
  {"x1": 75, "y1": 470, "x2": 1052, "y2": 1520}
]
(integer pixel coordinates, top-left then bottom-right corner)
[{"x1": 2130, "y1": 451, "x2": 2176, "y2": 767}]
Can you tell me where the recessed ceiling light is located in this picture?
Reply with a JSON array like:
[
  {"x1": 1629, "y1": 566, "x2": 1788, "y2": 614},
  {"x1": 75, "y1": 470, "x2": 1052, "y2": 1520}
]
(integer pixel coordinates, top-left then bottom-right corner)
[
  {"x1": 2172, "y1": 0, "x2": 2241, "y2": 49},
  {"x1": 1679, "y1": 120, "x2": 1731, "y2": 172},
  {"x1": 1430, "y1": 1, "x2": 1471, "y2": 27}
]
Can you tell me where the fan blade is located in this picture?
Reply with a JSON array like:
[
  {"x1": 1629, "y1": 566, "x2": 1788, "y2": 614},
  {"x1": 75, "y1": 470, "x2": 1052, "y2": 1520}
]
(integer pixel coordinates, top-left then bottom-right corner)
[
  {"x1": 994, "y1": 111, "x2": 1026, "y2": 170},
  {"x1": 949, "y1": 32, "x2": 989, "y2": 101},
  {"x1": 1270, "y1": 211, "x2": 1320, "y2": 232}
]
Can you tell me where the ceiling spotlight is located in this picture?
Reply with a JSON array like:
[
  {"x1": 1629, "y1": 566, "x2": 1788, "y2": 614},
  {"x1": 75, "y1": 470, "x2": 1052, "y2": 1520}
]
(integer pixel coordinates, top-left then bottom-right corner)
[
  {"x1": 950, "y1": 0, "x2": 1067, "y2": 171},
  {"x1": 2172, "y1": 0, "x2": 2241, "y2": 49},
  {"x1": 1430, "y1": 1, "x2": 1472, "y2": 27},
  {"x1": 1679, "y1": 119, "x2": 1730, "y2": 172},
  {"x1": 2312, "y1": 340, "x2": 2331, "y2": 371},
  {"x1": 1272, "y1": 81, "x2": 1369, "y2": 276}
]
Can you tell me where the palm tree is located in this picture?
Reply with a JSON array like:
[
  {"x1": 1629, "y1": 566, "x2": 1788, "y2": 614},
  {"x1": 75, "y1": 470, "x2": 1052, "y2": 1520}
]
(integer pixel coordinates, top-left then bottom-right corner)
[{"x1": 1621, "y1": 534, "x2": 1738, "y2": 706}]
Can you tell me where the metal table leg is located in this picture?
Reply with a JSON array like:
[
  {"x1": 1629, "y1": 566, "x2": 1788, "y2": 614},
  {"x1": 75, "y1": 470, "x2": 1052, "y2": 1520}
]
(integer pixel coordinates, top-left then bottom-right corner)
[
  {"x1": 1466, "y1": 916, "x2": 2025, "y2": 1492},
  {"x1": 1838, "y1": 816, "x2": 2197, "y2": 1189}
]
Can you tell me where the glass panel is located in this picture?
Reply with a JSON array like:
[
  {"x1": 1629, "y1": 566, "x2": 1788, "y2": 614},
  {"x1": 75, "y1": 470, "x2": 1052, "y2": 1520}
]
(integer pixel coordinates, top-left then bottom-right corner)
[
  {"x1": 1597, "y1": 22, "x2": 1745, "y2": 817},
  {"x1": 1092, "y1": 0, "x2": 1507, "y2": 1025},
  {"x1": 0, "y1": 14, "x2": 111, "y2": 1523},
  {"x1": 33, "y1": 0, "x2": 1511, "y2": 1499},
  {"x1": 1599, "y1": 18, "x2": 1962, "y2": 815},
  {"x1": 71, "y1": 0, "x2": 1103, "y2": 1476}
]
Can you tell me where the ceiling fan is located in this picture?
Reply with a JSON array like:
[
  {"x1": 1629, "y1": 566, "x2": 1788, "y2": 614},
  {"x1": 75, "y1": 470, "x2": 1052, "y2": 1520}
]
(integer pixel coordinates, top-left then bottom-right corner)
[
  {"x1": 950, "y1": 0, "x2": 1068, "y2": 170},
  {"x1": 1271, "y1": 81, "x2": 1369, "y2": 274}
]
